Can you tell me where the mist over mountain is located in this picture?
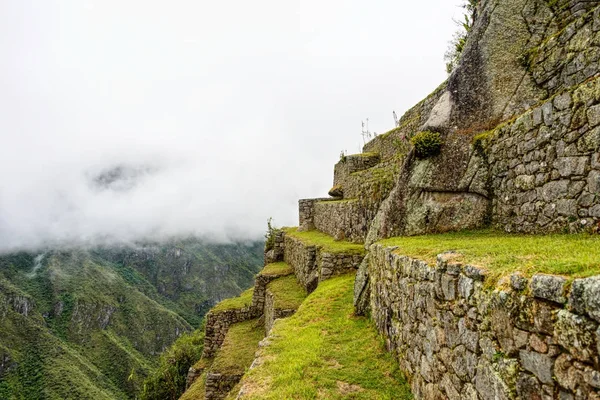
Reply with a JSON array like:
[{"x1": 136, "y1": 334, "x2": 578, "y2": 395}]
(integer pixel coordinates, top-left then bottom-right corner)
[{"x1": 0, "y1": 0, "x2": 462, "y2": 253}]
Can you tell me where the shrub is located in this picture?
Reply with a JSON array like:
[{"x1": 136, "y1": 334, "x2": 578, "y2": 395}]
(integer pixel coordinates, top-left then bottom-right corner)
[
  {"x1": 264, "y1": 218, "x2": 281, "y2": 252},
  {"x1": 139, "y1": 328, "x2": 205, "y2": 400},
  {"x1": 411, "y1": 131, "x2": 443, "y2": 159},
  {"x1": 328, "y1": 185, "x2": 343, "y2": 198}
]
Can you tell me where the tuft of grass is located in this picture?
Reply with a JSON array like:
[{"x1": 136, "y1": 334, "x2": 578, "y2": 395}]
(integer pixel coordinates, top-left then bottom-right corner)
[
  {"x1": 284, "y1": 228, "x2": 366, "y2": 256},
  {"x1": 379, "y1": 229, "x2": 600, "y2": 284},
  {"x1": 211, "y1": 288, "x2": 254, "y2": 313},
  {"x1": 260, "y1": 262, "x2": 293, "y2": 277},
  {"x1": 237, "y1": 274, "x2": 412, "y2": 399},
  {"x1": 267, "y1": 275, "x2": 307, "y2": 310},
  {"x1": 317, "y1": 199, "x2": 358, "y2": 205},
  {"x1": 211, "y1": 319, "x2": 265, "y2": 375}
]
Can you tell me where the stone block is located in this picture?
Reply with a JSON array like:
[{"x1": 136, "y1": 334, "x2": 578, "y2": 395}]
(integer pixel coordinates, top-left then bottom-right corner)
[
  {"x1": 531, "y1": 274, "x2": 567, "y2": 304},
  {"x1": 587, "y1": 104, "x2": 600, "y2": 127},
  {"x1": 519, "y1": 350, "x2": 554, "y2": 384}
]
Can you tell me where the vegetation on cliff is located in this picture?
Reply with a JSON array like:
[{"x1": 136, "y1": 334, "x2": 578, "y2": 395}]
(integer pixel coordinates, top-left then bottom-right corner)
[
  {"x1": 0, "y1": 240, "x2": 263, "y2": 399},
  {"x1": 139, "y1": 329, "x2": 205, "y2": 400}
]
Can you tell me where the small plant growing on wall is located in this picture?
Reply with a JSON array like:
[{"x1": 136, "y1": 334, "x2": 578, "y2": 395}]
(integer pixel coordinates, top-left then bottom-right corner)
[
  {"x1": 411, "y1": 131, "x2": 443, "y2": 159},
  {"x1": 264, "y1": 217, "x2": 280, "y2": 252}
]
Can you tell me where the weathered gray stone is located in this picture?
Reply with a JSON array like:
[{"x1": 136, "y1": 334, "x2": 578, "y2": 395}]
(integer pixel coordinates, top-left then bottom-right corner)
[
  {"x1": 541, "y1": 180, "x2": 570, "y2": 202},
  {"x1": 510, "y1": 274, "x2": 528, "y2": 291},
  {"x1": 530, "y1": 274, "x2": 567, "y2": 304},
  {"x1": 587, "y1": 104, "x2": 600, "y2": 127},
  {"x1": 554, "y1": 310, "x2": 598, "y2": 362},
  {"x1": 519, "y1": 350, "x2": 554, "y2": 384},
  {"x1": 569, "y1": 276, "x2": 600, "y2": 323},
  {"x1": 589, "y1": 170, "x2": 600, "y2": 194},
  {"x1": 554, "y1": 157, "x2": 588, "y2": 177}
]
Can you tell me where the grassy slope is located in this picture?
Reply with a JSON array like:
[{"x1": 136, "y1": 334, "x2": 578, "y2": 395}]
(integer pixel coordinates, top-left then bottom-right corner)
[
  {"x1": 380, "y1": 229, "x2": 600, "y2": 283},
  {"x1": 260, "y1": 262, "x2": 293, "y2": 276},
  {"x1": 212, "y1": 288, "x2": 254, "y2": 312},
  {"x1": 267, "y1": 275, "x2": 306, "y2": 310},
  {"x1": 284, "y1": 228, "x2": 366, "y2": 255},
  {"x1": 236, "y1": 274, "x2": 412, "y2": 400},
  {"x1": 211, "y1": 319, "x2": 265, "y2": 375}
]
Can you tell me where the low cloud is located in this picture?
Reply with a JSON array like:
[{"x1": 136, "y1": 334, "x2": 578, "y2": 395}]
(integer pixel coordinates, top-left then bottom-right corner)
[{"x1": 0, "y1": 0, "x2": 462, "y2": 253}]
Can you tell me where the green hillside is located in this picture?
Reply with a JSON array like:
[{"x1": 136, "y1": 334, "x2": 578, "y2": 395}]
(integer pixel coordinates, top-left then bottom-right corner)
[{"x1": 0, "y1": 240, "x2": 263, "y2": 399}]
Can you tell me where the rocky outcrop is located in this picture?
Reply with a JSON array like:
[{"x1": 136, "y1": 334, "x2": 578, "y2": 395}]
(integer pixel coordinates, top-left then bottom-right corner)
[{"x1": 360, "y1": 244, "x2": 600, "y2": 399}]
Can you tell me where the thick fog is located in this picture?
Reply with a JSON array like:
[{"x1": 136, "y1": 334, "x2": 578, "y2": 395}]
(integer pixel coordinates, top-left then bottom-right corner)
[{"x1": 0, "y1": 0, "x2": 463, "y2": 253}]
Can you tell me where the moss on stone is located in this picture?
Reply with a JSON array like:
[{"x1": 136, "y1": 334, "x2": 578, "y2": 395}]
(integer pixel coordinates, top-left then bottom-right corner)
[
  {"x1": 283, "y1": 228, "x2": 366, "y2": 256},
  {"x1": 211, "y1": 288, "x2": 254, "y2": 313}
]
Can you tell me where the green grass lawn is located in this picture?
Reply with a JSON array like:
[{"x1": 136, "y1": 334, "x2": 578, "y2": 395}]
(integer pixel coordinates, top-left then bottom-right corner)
[
  {"x1": 267, "y1": 275, "x2": 307, "y2": 310},
  {"x1": 236, "y1": 274, "x2": 412, "y2": 400},
  {"x1": 211, "y1": 319, "x2": 265, "y2": 375},
  {"x1": 284, "y1": 228, "x2": 366, "y2": 256},
  {"x1": 211, "y1": 288, "x2": 254, "y2": 313},
  {"x1": 260, "y1": 262, "x2": 293, "y2": 277},
  {"x1": 379, "y1": 229, "x2": 600, "y2": 282}
]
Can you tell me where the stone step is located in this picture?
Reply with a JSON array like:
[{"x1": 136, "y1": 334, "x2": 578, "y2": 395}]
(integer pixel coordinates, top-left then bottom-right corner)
[
  {"x1": 283, "y1": 228, "x2": 366, "y2": 293},
  {"x1": 202, "y1": 288, "x2": 257, "y2": 359},
  {"x1": 264, "y1": 274, "x2": 307, "y2": 334},
  {"x1": 250, "y1": 262, "x2": 294, "y2": 313},
  {"x1": 204, "y1": 318, "x2": 264, "y2": 400}
]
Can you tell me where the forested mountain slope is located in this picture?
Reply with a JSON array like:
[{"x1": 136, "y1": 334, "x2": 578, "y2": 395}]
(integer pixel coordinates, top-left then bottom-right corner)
[{"x1": 0, "y1": 240, "x2": 263, "y2": 399}]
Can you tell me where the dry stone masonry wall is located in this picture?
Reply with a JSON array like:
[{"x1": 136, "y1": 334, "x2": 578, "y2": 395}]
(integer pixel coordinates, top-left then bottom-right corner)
[
  {"x1": 362, "y1": 244, "x2": 600, "y2": 399},
  {"x1": 263, "y1": 289, "x2": 296, "y2": 335},
  {"x1": 283, "y1": 233, "x2": 364, "y2": 293},
  {"x1": 488, "y1": 76, "x2": 600, "y2": 233},
  {"x1": 205, "y1": 373, "x2": 243, "y2": 400},
  {"x1": 313, "y1": 200, "x2": 368, "y2": 243},
  {"x1": 202, "y1": 306, "x2": 258, "y2": 359}
]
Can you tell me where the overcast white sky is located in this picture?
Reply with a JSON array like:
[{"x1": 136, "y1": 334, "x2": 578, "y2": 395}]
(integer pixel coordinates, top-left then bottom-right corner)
[{"x1": 0, "y1": 0, "x2": 463, "y2": 252}]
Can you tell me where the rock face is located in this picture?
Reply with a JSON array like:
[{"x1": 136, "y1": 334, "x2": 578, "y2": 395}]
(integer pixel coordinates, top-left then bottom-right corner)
[
  {"x1": 356, "y1": 0, "x2": 600, "y2": 242},
  {"x1": 363, "y1": 244, "x2": 600, "y2": 399}
]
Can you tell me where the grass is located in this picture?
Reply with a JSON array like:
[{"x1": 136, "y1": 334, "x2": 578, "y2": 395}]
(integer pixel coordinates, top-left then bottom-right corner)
[
  {"x1": 317, "y1": 199, "x2": 358, "y2": 205},
  {"x1": 267, "y1": 275, "x2": 307, "y2": 310},
  {"x1": 211, "y1": 288, "x2": 254, "y2": 313},
  {"x1": 179, "y1": 371, "x2": 207, "y2": 400},
  {"x1": 260, "y1": 262, "x2": 293, "y2": 277},
  {"x1": 284, "y1": 228, "x2": 366, "y2": 256},
  {"x1": 237, "y1": 274, "x2": 412, "y2": 400},
  {"x1": 379, "y1": 229, "x2": 600, "y2": 283},
  {"x1": 211, "y1": 319, "x2": 265, "y2": 375}
]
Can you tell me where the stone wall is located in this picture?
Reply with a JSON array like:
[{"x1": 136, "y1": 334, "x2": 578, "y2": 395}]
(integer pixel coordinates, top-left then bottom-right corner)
[
  {"x1": 251, "y1": 271, "x2": 291, "y2": 313},
  {"x1": 264, "y1": 230, "x2": 284, "y2": 265},
  {"x1": 202, "y1": 306, "x2": 258, "y2": 359},
  {"x1": 333, "y1": 153, "x2": 381, "y2": 187},
  {"x1": 360, "y1": 244, "x2": 600, "y2": 399},
  {"x1": 283, "y1": 233, "x2": 365, "y2": 293},
  {"x1": 264, "y1": 289, "x2": 296, "y2": 334},
  {"x1": 528, "y1": 3, "x2": 600, "y2": 96},
  {"x1": 205, "y1": 372, "x2": 243, "y2": 400},
  {"x1": 488, "y1": 76, "x2": 600, "y2": 233},
  {"x1": 317, "y1": 252, "x2": 364, "y2": 282},
  {"x1": 283, "y1": 234, "x2": 318, "y2": 292},
  {"x1": 298, "y1": 198, "x2": 333, "y2": 232},
  {"x1": 313, "y1": 200, "x2": 368, "y2": 243}
]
